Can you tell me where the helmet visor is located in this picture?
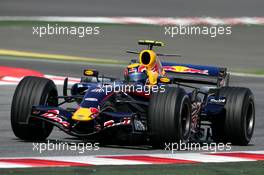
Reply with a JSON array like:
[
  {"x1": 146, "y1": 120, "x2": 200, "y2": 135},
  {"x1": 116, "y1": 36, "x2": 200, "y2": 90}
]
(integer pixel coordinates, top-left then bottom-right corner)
[{"x1": 127, "y1": 72, "x2": 147, "y2": 83}]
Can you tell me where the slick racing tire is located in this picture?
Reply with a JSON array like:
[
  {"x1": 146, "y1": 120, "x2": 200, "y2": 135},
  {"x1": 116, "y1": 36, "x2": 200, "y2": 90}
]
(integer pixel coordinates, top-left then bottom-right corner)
[
  {"x1": 11, "y1": 76, "x2": 58, "y2": 141},
  {"x1": 148, "y1": 87, "x2": 191, "y2": 148},
  {"x1": 212, "y1": 87, "x2": 255, "y2": 145}
]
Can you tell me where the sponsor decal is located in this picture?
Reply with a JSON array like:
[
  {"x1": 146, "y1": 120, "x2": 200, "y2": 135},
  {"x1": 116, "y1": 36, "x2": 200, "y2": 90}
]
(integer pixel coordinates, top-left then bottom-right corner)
[
  {"x1": 163, "y1": 66, "x2": 209, "y2": 75},
  {"x1": 85, "y1": 98, "x2": 98, "y2": 101},
  {"x1": 90, "y1": 107, "x2": 99, "y2": 118},
  {"x1": 210, "y1": 98, "x2": 226, "y2": 103},
  {"x1": 121, "y1": 118, "x2": 131, "y2": 125},
  {"x1": 91, "y1": 87, "x2": 105, "y2": 92},
  {"x1": 104, "y1": 120, "x2": 114, "y2": 127},
  {"x1": 42, "y1": 110, "x2": 70, "y2": 128},
  {"x1": 103, "y1": 118, "x2": 131, "y2": 128}
]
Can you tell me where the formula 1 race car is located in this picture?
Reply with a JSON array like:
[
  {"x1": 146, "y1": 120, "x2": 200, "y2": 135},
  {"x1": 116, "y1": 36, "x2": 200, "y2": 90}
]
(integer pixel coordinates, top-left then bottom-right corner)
[{"x1": 11, "y1": 40, "x2": 255, "y2": 148}]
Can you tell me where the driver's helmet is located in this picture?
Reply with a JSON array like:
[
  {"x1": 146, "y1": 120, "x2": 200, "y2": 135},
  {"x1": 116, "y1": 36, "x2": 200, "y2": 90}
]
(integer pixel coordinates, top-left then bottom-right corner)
[{"x1": 124, "y1": 63, "x2": 147, "y2": 84}]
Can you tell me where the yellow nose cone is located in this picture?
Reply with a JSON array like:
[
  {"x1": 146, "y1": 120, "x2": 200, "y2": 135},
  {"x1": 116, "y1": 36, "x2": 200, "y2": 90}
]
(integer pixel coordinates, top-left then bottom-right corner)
[{"x1": 72, "y1": 108, "x2": 94, "y2": 121}]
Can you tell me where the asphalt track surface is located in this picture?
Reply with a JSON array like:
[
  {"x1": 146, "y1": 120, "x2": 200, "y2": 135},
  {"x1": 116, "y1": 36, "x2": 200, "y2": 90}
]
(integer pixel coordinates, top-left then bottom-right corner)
[
  {"x1": 0, "y1": 58, "x2": 264, "y2": 157},
  {"x1": 0, "y1": 24, "x2": 263, "y2": 157},
  {"x1": 0, "y1": 0, "x2": 264, "y2": 17}
]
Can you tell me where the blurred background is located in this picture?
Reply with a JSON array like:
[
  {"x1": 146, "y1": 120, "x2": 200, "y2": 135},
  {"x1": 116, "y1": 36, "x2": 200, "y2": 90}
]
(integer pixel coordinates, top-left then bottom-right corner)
[
  {"x1": 0, "y1": 0, "x2": 264, "y2": 73},
  {"x1": 1, "y1": 0, "x2": 264, "y2": 17}
]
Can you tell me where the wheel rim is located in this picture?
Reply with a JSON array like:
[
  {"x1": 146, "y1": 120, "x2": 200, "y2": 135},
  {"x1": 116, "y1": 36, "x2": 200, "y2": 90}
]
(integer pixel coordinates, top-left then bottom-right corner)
[
  {"x1": 181, "y1": 103, "x2": 191, "y2": 138},
  {"x1": 246, "y1": 101, "x2": 254, "y2": 136}
]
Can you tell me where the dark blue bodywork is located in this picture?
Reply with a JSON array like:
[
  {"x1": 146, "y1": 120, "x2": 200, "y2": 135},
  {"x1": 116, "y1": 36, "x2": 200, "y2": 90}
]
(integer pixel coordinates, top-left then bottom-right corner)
[{"x1": 31, "y1": 62, "x2": 228, "y2": 139}]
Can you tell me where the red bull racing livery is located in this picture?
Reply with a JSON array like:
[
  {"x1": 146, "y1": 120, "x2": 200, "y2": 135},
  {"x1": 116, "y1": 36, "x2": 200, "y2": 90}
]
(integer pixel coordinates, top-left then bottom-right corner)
[{"x1": 11, "y1": 40, "x2": 255, "y2": 148}]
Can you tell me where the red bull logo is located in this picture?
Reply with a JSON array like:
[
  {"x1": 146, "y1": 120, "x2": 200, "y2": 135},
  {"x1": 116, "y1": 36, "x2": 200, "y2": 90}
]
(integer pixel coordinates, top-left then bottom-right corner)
[
  {"x1": 163, "y1": 66, "x2": 209, "y2": 75},
  {"x1": 42, "y1": 110, "x2": 70, "y2": 128}
]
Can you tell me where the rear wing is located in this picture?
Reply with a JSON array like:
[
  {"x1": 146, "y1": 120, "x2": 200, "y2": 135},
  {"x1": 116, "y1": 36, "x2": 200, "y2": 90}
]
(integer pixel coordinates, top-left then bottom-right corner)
[
  {"x1": 162, "y1": 62, "x2": 227, "y2": 86},
  {"x1": 138, "y1": 40, "x2": 164, "y2": 50}
]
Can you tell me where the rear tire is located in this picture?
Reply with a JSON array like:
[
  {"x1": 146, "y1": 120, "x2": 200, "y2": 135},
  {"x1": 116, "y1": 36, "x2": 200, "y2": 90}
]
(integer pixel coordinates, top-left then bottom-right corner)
[
  {"x1": 11, "y1": 76, "x2": 58, "y2": 141},
  {"x1": 148, "y1": 87, "x2": 191, "y2": 148},
  {"x1": 212, "y1": 87, "x2": 255, "y2": 145}
]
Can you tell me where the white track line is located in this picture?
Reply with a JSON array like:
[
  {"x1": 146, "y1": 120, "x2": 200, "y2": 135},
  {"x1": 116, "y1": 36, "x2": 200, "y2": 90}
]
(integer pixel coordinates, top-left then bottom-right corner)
[
  {"x1": 151, "y1": 153, "x2": 254, "y2": 163},
  {"x1": 0, "y1": 162, "x2": 30, "y2": 168},
  {"x1": 39, "y1": 156, "x2": 150, "y2": 165},
  {"x1": 1, "y1": 16, "x2": 264, "y2": 26}
]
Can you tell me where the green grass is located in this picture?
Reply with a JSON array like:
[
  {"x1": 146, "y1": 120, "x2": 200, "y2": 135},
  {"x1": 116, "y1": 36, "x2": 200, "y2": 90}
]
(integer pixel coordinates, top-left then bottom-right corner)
[
  {"x1": 251, "y1": 70, "x2": 264, "y2": 75},
  {"x1": 1, "y1": 161, "x2": 263, "y2": 175},
  {"x1": 0, "y1": 54, "x2": 127, "y2": 67},
  {"x1": 231, "y1": 69, "x2": 264, "y2": 75}
]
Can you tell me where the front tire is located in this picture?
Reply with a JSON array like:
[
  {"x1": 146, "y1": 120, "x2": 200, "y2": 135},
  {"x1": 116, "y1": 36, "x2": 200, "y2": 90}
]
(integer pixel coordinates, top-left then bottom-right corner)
[
  {"x1": 11, "y1": 76, "x2": 58, "y2": 141},
  {"x1": 148, "y1": 87, "x2": 191, "y2": 148}
]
